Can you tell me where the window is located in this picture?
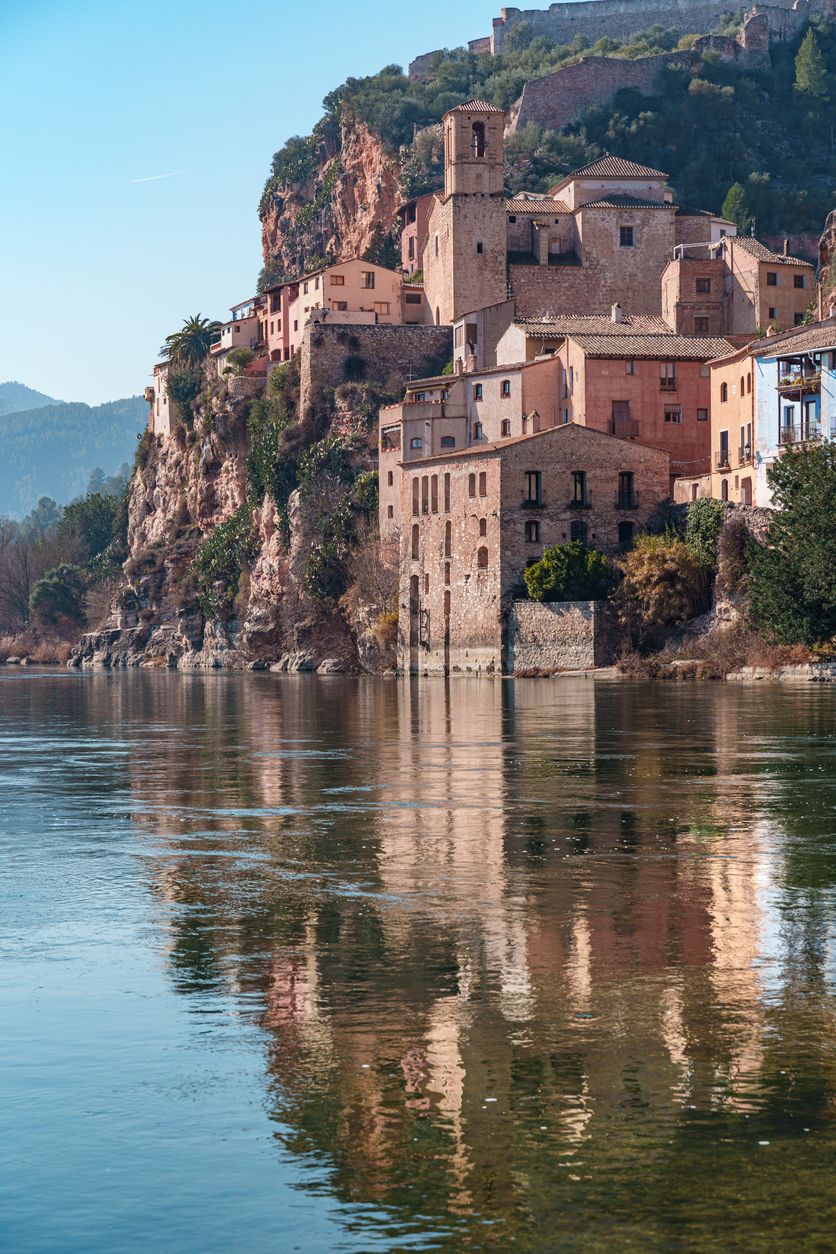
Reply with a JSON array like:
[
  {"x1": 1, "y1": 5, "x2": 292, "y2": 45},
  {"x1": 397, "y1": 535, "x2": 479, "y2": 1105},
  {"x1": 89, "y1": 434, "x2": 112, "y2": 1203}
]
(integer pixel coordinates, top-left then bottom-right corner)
[
  {"x1": 524, "y1": 471, "x2": 542, "y2": 505},
  {"x1": 303, "y1": 282, "x2": 309, "y2": 294},
  {"x1": 474, "y1": 422, "x2": 484, "y2": 440},
  {"x1": 332, "y1": 301, "x2": 348, "y2": 311},
  {"x1": 501, "y1": 380, "x2": 511, "y2": 397},
  {"x1": 270, "y1": 295, "x2": 281, "y2": 313},
  {"x1": 625, "y1": 360, "x2": 635, "y2": 376},
  {"x1": 721, "y1": 479, "x2": 729, "y2": 502},
  {"x1": 766, "y1": 272, "x2": 778, "y2": 287},
  {"x1": 293, "y1": 320, "x2": 298, "y2": 331},
  {"x1": 468, "y1": 473, "x2": 476, "y2": 498},
  {"x1": 794, "y1": 274, "x2": 806, "y2": 289},
  {"x1": 660, "y1": 362, "x2": 677, "y2": 391},
  {"x1": 476, "y1": 241, "x2": 484, "y2": 255},
  {"x1": 472, "y1": 122, "x2": 486, "y2": 158},
  {"x1": 387, "y1": 505, "x2": 394, "y2": 519},
  {"x1": 314, "y1": 277, "x2": 320, "y2": 289},
  {"x1": 620, "y1": 226, "x2": 634, "y2": 248},
  {"x1": 618, "y1": 521, "x2": 635, "y2": 549},
  {"x1": 664, "y1": 406, "x2": 683, "y2": 423},
  {"x1": 525, "y1": 520, "x2": 540, "y2": 544},
  {"x1": 696, "y1": 277, "x2": 711, "y2": 294},
  {"x1": 479, "y1": 518, "x2": 487, "y2": 537},
  {"x1": 444, "y1": 521, "x2": 452, "y2": 557},
  {"x1": 697, "y1": 408, "x2": 709, "y2": 422},
  {"x1": 478, "y1": 472, "x2": 487, "y2": 497},
  {"x1": 387, "y1": 471, "x2": 393, "y2": 486},
  {"x1": 794, "y1": 313, "x2": 805, "y2": 326},
  {"x1": 509, "y1": 215, "x2": 517, "y2": 224},
  {"x1": 477, "y1": 546, "x2": 489, "y2": 569},
  {"x1": 571, "y1": 470, "x2": 587, "y2": 505},
  {"x1": 501, "y1": 419, "x2": 511, "y2": 437},
  {"x1": 474, "y1": 383, "x2": 483, "y2": 400},
  {"x1": 617, "y1": 471, "x2": 635, "y2": 507},
  {"x1": 444, "y1": 473, "x2": 451, "y2": 512},
  {"x1": 721, "y1": 382, "x2": 728, "y2": 402},
  {"x1": 431, "y1": 475, "x2": 438, "y2": 514},
  {"x1": 421, "y1": 476, "x2": 429, "y2": 514},
  {"x1": 570, "y1": 520, "x2": 588, "y2": 544},
  {"x1": 410, "y1": 437, "x2": 423, "y2": 449},
  {"x1": 405, "y1": 292, "x2": 422, "y2": 304},
  {"x1": 411, "y1": 524, "x2": 419, "y2": 559},
  {"x1": 435, "y1": 236, "x2": 439, "y2": 257},
  {"x1": 360, "y1": 271, "x2": 375, "y2": 289},
  {"x1": 746, "y1": 372, "x2": 752, "y2": 394},
  {"x1": 440, "y1": 435, "x2": 456, "y2": 449},
  {"x1": 768, "y1": 307, "x2": 777, "y2": 321},
  {"x1": 374, "y1": 302, "x2": 390, "y2": 316},
  {"x1": 695, "y1": 317, "x2": 710, "y2": 334},
  {"x1": 408, "y1": 237, "x2": 415, "y2": 260},
  {"x1": 444, "y1": 562, "x2": 450, "y2": 586},
  {"x1": 411, "y1": 480, "x2": 419, "y2": 518}
]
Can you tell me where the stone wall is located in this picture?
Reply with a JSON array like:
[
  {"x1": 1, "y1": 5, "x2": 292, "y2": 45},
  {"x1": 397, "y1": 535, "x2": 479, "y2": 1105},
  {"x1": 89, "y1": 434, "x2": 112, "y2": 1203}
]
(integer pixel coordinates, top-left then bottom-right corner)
[
  {"x1": 493, "y1": 0, "x2": 814, "y2": 54},
  {"x1": 507, "y1": 599, "x2": 616, "y2": 674},
  {"x1": 300, "y1": 322, "x2": 453, "y2": 409}
]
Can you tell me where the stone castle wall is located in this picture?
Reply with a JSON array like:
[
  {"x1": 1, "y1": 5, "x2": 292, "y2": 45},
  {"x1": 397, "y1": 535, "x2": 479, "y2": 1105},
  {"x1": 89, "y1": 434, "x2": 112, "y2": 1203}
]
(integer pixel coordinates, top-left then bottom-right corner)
[
  {"x1": 506, "y1": 600, "x2": 616, "y2": 673},
  {"x1": 301, "y1": 322, "x2": 453, "y2": 409},
  {"x1": 492, "y1": 0, "x2": 816, "y2": 53}
]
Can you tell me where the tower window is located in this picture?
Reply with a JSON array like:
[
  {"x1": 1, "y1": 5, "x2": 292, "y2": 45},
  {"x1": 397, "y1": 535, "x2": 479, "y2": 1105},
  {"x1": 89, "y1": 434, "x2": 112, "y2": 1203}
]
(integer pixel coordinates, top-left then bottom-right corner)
[
  {"x1": 476, "y1": 241, "x2": 484, "y2": 254},
  {"x1": 620, "y1": 226, "x2": 634, "y2": 248},
  {"x1": 472, "y1": 122, "x2": 486, "y2": 158}
]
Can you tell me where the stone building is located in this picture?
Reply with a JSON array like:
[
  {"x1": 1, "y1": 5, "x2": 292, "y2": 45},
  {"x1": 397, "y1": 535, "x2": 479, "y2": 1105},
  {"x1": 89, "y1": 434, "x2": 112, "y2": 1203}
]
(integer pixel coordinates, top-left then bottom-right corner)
[
  {"x1": 398, "y1": 193, "x2": 435, "y2": 276},
  {"x1": 707, "y1": 343, "x2": 756, "y2": 506},
  {"x1": 397, "y1": 423, "x2": 670, "y2": 675},
  {"x1": 662, "y1": 237, "x2": 816, "y2": 338}
]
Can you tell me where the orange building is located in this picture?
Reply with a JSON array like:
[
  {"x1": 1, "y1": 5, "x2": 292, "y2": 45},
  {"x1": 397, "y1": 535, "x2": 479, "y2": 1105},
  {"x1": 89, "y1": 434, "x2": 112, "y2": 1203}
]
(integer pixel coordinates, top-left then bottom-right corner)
[{"x1": 709, "y1": 344, "x2": 756, "y2": 505}]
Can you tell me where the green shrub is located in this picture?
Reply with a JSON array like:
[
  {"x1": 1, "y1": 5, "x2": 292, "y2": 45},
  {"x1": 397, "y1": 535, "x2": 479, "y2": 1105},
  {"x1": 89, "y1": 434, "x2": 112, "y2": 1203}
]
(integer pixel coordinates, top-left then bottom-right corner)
[
  {"x1": 523, "y1": 541, "x2": 618, "y2": 603},
  {"x1": 685, "y1": 496, "x2": 726, "y2": 570},
  {"x1": 30, "y1": 564, "x2": 88, "y2": 628},
  {"x1": 167, "y1": 369, "x2": 202, "y2": 429},
  {"x1": 194, "y1": 507, "x2": 259, "y2": 621},
  {"x1": 225, "y1": 347, "x2": 254, "y2": 376},
  {"x1": 748, "y1": 444, "x2": 836, "y2": 645}
]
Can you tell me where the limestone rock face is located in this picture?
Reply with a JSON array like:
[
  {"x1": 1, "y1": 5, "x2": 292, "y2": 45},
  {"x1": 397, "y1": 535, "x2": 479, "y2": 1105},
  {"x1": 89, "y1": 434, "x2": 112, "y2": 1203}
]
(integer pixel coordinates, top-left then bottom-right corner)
[
  {"x1": 259, "y1": 119, "x2": 401, "y2": 280},
  {"x1": 819, "y1": 209, "x2": 836, "y2": 311}
]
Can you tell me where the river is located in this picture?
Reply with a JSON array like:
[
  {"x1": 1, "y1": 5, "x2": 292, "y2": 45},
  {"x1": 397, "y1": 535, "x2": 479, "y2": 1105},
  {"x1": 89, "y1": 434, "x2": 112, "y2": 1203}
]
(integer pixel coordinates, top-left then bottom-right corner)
[{"x1": 1, "y1": 671, "x2": 834, "y2": 1252}]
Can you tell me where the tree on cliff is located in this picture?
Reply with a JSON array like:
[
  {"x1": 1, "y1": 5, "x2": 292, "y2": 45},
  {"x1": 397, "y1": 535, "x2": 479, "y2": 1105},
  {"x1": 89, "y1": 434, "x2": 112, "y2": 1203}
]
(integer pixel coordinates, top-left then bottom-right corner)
[
  {"x1": 161, "y1": 315, "x2": 222, "y2": 369},
  {"x1": 795, "y1": 28, "x2": 829, "y2": 102}
]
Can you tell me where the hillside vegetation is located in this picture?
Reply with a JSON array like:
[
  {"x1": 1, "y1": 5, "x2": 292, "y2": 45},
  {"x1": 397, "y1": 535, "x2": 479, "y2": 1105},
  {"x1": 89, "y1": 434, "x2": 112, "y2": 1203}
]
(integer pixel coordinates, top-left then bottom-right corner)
[
  {"x1": 260, "y1": 14, "x2": 835, "y2": 277},
  {"x1": 0, "y1": 396, "x2": 147, "y2": 518},
  {"x1": 0, "y1": 381, "x2": 62, "y2": 418}
]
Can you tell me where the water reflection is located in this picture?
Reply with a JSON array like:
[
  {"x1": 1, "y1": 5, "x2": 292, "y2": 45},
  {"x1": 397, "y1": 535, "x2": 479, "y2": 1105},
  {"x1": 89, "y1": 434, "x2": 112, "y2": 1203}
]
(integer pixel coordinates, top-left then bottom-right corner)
[{"x1": 4, "y1": 672, "x2": 836, "y2": 1251}]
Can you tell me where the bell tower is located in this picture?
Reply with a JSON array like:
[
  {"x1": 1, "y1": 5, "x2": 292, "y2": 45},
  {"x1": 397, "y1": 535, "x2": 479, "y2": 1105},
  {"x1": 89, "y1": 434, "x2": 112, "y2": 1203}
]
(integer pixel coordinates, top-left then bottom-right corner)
[
  {"x1": 444, "y1": 101, "x2": 506, "y2": 198},
  {"x1": 423, "y1": 101, "x2": 509, "y2": 326}
]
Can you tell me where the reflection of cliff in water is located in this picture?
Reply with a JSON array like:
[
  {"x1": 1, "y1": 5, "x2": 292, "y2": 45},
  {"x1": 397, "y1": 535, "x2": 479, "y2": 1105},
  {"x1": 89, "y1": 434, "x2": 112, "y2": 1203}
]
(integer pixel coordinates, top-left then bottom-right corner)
[{"x1": 116, "y1": 674, "x2": 836, "y2": 1247}]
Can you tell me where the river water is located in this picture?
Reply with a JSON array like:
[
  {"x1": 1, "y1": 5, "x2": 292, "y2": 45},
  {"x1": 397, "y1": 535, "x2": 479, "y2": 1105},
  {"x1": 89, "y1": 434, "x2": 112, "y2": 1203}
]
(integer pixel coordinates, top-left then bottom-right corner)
[{"x1": 1, "y1": 672, "x2": 835, "y2": 1252}]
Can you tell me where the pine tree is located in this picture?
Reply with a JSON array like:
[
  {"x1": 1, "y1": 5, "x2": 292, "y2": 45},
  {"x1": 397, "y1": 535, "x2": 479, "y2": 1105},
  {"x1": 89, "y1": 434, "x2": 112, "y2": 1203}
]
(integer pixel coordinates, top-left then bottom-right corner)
[
  {"x1": 795, "y1": 28, "x2": 829, "y2": 101},
  {"x1": 721, "y1": 182, "x2": 754, "y2": 234}
]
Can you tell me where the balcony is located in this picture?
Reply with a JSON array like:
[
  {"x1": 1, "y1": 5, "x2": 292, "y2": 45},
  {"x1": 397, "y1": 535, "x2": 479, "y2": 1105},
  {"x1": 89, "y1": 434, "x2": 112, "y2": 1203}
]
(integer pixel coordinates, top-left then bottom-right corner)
[
  {"x1": 610, "y1": 418, "x2": 640, "y2": 439},
  {"x1": 779, "y1": 424, "x2": 822, "y2": 446},
  {"x1": 660, "y1": 380, "x2": 678, "y2": 393},
  {"x1": 522, "y1": 496, "x2": 545, "y2": 509},
  {"x1": 777, "y1": 371, "x2": 821, "y2": 394},
  {"x1": 715, "y1": 450, "x2": 731, "y2": 471},
  {"x1": 615, "y1": 490, "x2": 640, "y2": 510},
  {"x1": 567, "y1": 496, "x2": 592, "y2": 510},
  {"x1": 738, "y1": 446, "x2": 753, "y2": 467}
]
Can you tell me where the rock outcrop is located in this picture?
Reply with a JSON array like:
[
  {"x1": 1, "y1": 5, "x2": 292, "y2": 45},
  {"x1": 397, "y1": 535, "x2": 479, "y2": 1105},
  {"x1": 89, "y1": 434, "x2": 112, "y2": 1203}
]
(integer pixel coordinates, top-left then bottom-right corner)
[
  {"x1": 819, "y1": 209, "x2": 836, "y2": 313},
  {"x1": 259, "y1": 118, "x2": 401, "y2": 281}
]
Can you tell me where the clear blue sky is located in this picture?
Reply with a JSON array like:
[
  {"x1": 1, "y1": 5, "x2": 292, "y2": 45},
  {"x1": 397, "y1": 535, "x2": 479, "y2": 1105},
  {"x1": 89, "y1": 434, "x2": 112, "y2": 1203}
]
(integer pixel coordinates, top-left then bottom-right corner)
[{"x1": 0, "y1": 0, "x2": 504, "y2": 404}]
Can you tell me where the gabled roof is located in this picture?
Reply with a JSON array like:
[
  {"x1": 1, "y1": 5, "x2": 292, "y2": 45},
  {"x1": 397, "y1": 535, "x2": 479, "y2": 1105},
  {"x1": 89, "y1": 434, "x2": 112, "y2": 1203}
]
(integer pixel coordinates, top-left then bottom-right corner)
[
  {"x1": 579, "y1": 194, "x2": 674, "y2": 211},
  {"x1": 515, "y1": 314, "x2": 670, "y2": 336},
  {"x1": 732, "y1": 236, "x2": 814, "y2": 268},
  {"x1": 749, "y1": 318, "x2": 836, "y2": 358},
  {"x1": 550, "y1": 156, "x2": 669, "y2": 194},
  {"x1": 447, "y1": 99, "x2": 504, "y2": 114},
  {"x1": 566, "y1": 332, "x2": 734, "y2": 360},
  {"x1": 506, "y1": 194, "x2": 570, "y2": 214},
  {"x1": 675, "y1": 205, "x2": 736, "y2": 223},
  {"x1": 403, "y1": 419, "x2": 670, "y2": 466}
]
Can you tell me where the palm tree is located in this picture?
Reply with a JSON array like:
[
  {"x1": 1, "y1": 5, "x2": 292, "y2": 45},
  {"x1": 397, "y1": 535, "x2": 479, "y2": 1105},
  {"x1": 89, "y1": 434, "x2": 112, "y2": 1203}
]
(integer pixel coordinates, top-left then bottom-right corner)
[{"x1": 161, "y1": 315, "x2": 222, "y2": 369}]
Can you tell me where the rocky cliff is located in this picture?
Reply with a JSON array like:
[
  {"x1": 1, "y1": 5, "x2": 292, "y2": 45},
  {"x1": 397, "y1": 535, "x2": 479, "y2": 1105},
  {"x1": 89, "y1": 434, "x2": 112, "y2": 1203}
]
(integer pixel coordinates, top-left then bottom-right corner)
[
  {"x1": 259, "y1": 117, "x2": 402, "y2": 282},
  {"x1": 72, "y1": 369, "x2": 397, "y2": 673}
]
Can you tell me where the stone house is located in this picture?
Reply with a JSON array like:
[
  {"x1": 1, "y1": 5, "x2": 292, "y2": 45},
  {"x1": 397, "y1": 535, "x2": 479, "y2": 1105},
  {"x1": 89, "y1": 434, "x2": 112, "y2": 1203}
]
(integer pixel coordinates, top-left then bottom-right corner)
[
  {"x1": 261, "y1": 280, "x2": 300, "y2": 364},
  {"x1": 397, "y1": 423, "x2": 670, "y2": 675},
  {"x1": 662, "y1": 237, "x2": 816, "y2": 337},
  {"x1": 398, "y1": 193, "x2": 435, "y2": 276},
  {"x1": 149, "y1": 361, "x2": 172, "y2": 437}
]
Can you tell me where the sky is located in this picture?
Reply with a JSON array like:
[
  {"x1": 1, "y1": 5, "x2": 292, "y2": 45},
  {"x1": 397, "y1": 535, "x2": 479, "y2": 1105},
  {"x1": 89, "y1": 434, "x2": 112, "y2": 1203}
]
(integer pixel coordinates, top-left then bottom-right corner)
[{"x1": 0, "y1": 0, "x2": 507, "y2": 404}]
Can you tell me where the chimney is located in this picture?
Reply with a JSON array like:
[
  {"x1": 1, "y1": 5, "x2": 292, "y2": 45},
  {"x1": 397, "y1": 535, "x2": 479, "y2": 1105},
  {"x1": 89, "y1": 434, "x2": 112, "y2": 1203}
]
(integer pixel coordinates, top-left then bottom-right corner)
[
  {"x1": 783, "y1": 238, "x2": 790, "y2": 256},
  {"x1": 611, "y1": 302, "x2": 624, "y2": 324}
]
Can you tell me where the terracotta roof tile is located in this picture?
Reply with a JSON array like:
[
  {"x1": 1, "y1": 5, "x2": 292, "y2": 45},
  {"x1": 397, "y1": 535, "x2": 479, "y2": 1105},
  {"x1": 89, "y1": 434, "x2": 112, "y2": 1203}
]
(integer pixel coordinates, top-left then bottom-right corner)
[
  {"x1": 403, "y1": 420, "x2": 669, "y2": 466},
  {"x1": 579, "y1": 194, "x2": 674, "y2": 211},
  {"x1": 515, "y1": 314, "x2": 670, "y2": 336},
  {"x1": 556, "y1": 156, "x2": 669, "y2": 184},
  {"x1": 567, "y1": 332, "x2": 734, "y2": 360},
  {"x1": 448, "y1": 98, "x2": 505, "y2": 114},
  {"x1": 749, "y1": 319, "x2": 836, "y2": 358},
  {"x1": 506, "y1": 194, "x2": 570, "y2": 214},
  {"x1": 732, "y1": 236, "x2": 814, "y2": 267}
]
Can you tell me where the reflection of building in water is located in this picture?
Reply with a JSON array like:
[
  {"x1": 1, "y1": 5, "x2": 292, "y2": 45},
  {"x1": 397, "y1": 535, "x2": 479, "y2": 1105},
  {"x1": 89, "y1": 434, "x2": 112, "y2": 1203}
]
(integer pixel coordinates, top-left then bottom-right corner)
[{"x1": 119, "y1": 675, "x2": 836, "y2": 1237}]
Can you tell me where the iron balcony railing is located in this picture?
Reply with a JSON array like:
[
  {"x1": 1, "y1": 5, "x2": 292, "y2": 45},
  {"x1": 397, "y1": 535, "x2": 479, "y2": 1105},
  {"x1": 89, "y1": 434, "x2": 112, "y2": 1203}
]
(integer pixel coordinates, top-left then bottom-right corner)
[{"x1": 615, "y1": 490, "x2": 640, "y2": 509}]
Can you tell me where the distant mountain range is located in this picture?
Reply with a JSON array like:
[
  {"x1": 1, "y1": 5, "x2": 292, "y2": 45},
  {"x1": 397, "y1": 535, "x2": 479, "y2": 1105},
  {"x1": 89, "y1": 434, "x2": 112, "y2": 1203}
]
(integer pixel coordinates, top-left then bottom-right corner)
[
  {"x1": 0, "y1": 389, "x2": 148, "y2": 518},
  {"x1": 0, "y1": 380, "x2": 62, "y2": 418}
]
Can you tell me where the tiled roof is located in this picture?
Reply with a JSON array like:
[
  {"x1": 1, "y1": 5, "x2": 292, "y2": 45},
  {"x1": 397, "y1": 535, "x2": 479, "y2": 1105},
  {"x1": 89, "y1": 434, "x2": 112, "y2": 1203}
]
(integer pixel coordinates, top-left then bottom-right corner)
[
  {"x1": 675, "y1": 205, "x2": 735, "y2": 222},
  {"x1": 404, "y1": 420, "x2": 669, "y2": 466},
  {"x1": 579, "y1": 194, "x2": 674, "y2": 211},
  {"x1": 448, "y1": 98, "x2": 504, "y2": 113},
  {"x1": 564, "y1": 156, "x2": 669, "y2": 181},
  {"x1": 506, "y1": 194, "x2": 570, "y2": 214},
  {"x1": 567, "y1": 332, "x2": 734, "y2": 360},
  {"x1": 732, "y1": 236, "x2": 814, "y2": 267},
  {"x1": 749, "y1": 319, "x2": 836, "y2": 358},
  {"x1": 516, "y1": 314, "x2": 670, "y2": 336}
]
